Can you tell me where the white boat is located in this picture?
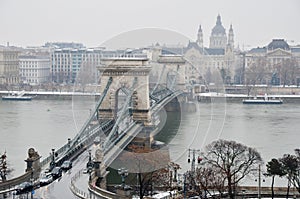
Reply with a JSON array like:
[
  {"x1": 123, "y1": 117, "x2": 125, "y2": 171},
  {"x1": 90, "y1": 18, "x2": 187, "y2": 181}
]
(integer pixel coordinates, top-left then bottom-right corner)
[
  {"x1": 2, "y1": 90, "x2": 33, "y2": 101},
  {"x1": 243, "y1": 94, "x2": 283, "y2": 104}
]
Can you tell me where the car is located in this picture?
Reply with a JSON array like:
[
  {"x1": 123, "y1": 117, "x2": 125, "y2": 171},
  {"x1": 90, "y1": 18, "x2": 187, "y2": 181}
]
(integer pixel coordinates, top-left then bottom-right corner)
[
  {"x1": 51, "y1": 167, "x2": 62, "y2": 179},
  {"x1": 61, "y1": 160, "x2": 72, "y2": 170},
  {"x1": 39, "y1": 173, "x2": 53, "y2": 186},
  {"x1": 15, "y1": 181, "x2": 33, "y2": 195}
]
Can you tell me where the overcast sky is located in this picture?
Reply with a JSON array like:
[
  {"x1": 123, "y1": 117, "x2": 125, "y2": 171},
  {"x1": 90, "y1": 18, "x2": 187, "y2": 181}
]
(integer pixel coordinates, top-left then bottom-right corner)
[{"x1": 0, "y1": 0, "x2": 299, "y2": 49}]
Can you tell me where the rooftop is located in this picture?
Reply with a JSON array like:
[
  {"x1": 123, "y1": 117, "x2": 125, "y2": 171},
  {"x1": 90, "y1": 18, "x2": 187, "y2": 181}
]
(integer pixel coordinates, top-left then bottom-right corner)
[{"x1": 267, "y1": 39, "x2": 290, "y2": 50}]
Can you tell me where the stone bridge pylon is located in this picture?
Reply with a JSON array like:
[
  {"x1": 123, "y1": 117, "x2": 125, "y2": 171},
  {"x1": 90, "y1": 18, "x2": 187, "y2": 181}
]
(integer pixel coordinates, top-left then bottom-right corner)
[{"x1": 98, "y1": 57, "x2": 152, "y2": 125}]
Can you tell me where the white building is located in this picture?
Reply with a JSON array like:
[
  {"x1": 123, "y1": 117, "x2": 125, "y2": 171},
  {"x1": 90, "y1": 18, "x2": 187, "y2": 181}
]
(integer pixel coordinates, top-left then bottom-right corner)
[
  {"x1": 19, "y1": 55, "x2": 50, "y2": 85},
  {"x1": 245, "y1": 39, "x2": 300, "y2": 85},
  {"x1": 0, "y1": 46, "x2": 20, "y2": 85},
  {"x1": 51, "y1": 48, "x2": 102, "y2": 83}
]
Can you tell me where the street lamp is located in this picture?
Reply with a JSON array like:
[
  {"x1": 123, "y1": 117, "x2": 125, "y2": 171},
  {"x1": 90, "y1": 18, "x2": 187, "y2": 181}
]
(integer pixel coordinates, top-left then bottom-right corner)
[
  {"x1": 254, "y1": 164, "x2": 265, "y2": 199},
  {"x1": 118, "y1": 168, "x2": 128, "y2": 189},
  {"x1": 30, "y1": 170, "x2": 34, "y2": 199},
  {"x1": 49, "y1": 148, "x2": 55, "y2": 171},
  {"x1": 86, "y1": 150, "x2": 94, "y2": 181},
  {"x1": 187, "y1": 149, "x2": 201, "y2": 174}
]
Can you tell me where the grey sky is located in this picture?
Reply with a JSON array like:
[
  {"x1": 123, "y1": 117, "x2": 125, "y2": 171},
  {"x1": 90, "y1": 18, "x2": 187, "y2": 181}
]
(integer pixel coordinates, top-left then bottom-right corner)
[{"x1": 0, "y1": 0, "x2": 299, "y2": 49}]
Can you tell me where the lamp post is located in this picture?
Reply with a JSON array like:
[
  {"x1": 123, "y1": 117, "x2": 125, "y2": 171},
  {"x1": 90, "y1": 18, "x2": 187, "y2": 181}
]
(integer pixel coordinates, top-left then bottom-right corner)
[
  {"x1": 187, "y1": 149, "x2": 202, "y2": 195},
  {"x1": 254, "y1": 164, "x2": 265, "y2": 199},
  {"x1": 50, "y1": 148, "x2": 55, "y2": 171},
  {"x1": 87, "y1": 150, "x2": 94, "y2": 182},
  {"x1": 118, "y1": 168, "x2": 128, "y2": 189},
  {"x1": 30, "y1": 170, "x2": 34, "y2": 199},
  {"x1": 187, "y1": 149, "x2": 201, "y2": 174}
]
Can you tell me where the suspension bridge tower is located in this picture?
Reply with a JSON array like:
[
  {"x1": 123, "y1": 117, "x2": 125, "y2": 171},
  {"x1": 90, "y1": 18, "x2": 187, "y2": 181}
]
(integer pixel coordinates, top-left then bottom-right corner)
[{"x1": 98, "y1": 56, "x2": 152, "y2": 125}]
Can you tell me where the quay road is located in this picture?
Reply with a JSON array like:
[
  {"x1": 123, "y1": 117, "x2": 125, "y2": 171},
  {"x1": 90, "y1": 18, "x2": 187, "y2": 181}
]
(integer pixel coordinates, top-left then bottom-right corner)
[{"x1": 7, "y1": 144, "x2": 100, "y2": 199}]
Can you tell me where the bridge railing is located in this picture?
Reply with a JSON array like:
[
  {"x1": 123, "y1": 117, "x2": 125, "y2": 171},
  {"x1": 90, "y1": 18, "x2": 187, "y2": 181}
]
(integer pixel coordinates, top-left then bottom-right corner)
[
  {"x1": 0, "y1": 171, "x2": 32, "y2": 192},
  {"x1": 70, "y1": 169, "x2": 101, "y2": 199},
  {"x1": 40, "y1": 140, "x2": 70, "y2": 169}
]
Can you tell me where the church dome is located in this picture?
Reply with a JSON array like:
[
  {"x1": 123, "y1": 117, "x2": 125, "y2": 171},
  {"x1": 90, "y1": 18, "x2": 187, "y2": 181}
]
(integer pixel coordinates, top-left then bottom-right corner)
[
  {"x1": 211, "y1": 15, "x2": 226, "y2": 35},
  {"x1": 267, "y1": 39, "x2": 290, "y2": 50}
]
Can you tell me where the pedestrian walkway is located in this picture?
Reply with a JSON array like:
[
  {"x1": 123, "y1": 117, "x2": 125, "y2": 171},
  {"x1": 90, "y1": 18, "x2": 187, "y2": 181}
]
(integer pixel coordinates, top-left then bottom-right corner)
[{"x1": 70, "y1": 169, "x2": 105, "y2": 199}]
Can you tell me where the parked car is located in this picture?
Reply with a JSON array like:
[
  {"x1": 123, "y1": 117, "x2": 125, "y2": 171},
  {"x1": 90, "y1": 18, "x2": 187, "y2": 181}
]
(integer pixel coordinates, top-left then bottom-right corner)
[
  {"x1": 15, "y1": 181, "x2": 33, "y2": 195},
  {"x1": 61, "y1": 160, "x2": 72, "y2": 170},
  {"x1": 39, "y1": 173, "x2": 53, "y2": 186},
  {"x1": 51, "y1": 167, "x2": 62, "y2": 179}
]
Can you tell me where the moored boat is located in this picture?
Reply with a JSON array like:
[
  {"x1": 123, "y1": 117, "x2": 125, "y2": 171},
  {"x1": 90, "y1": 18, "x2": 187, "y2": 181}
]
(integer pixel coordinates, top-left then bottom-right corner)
[
  {"x1": 2, "y1": 95, "x2": 32, "y2": 101},
  {"x1": 243, "y1": 94, "x2": 283, "y2": 104},
  {"x1": 1, "y1": 90, "x2": 33, "y2": 101}
]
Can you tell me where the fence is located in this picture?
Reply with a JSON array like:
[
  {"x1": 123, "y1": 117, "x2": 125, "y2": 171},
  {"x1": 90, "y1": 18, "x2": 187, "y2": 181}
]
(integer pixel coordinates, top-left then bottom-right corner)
[{"x1": 70, "y1": 169, "x2": 104, "y2": 199}]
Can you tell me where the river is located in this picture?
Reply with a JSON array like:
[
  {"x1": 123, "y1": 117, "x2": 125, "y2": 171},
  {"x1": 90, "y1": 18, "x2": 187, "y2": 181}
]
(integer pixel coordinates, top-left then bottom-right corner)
[{"x1": 0, "y1": 97, "x2": 299, "y2": 187}]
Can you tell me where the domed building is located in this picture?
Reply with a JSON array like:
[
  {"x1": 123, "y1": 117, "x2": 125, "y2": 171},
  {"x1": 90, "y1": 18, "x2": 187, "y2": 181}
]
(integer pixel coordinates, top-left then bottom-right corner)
[
  {"x1": 245, "y1": 39, "x2": 300, "y2": 85},
  {"x1": 267, "y1": 39, "x2": 290, "y2": 51},
  {"x1": 184, "y1": 14, "x2": 238, "y2": 84},
  {"x1": 209, "y1": 14, "x2": 228, "y2": 49},
  {"x1": 155, "y1": 15, "x2": 241, "y2": 85}
]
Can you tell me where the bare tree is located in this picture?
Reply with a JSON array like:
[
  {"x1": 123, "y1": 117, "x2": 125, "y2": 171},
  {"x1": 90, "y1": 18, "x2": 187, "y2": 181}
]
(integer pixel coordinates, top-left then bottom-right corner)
[
  {"x1": 244, "y1": 57, "x2": 271, "y2": 95},
  {"x1": 280, "y1": 154, "x2": 299, "y2": 198},
  {"x1": 273, "y1": 58, "x2": 299, "y2": 87},
  {"x1": 117, "y1": 144, "x2": 170, "y2": 198},
  {"x1": 291, "y1": 149, "x2": 300, "y2": 194},
  {"x1": 195, "y1": 166, "x2": 226, "y2": 198},
  {"x1": 203, "y1": 139, "x2": 262, "y2": 199},
  {"x1": 265, "y1": 158, "x2": 286, "y2": 199}
]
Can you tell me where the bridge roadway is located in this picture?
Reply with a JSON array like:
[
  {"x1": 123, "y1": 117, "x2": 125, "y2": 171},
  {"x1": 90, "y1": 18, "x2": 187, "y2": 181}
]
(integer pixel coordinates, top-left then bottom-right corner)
[{"x1": 9, "y1": 145, "x2": 99, "y2": 199}]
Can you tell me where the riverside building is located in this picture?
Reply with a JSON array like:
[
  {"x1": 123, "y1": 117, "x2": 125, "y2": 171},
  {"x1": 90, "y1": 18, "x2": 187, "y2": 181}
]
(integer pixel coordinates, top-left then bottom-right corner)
[
  {"x1": 0, "y1": 46, "x2": 20, "y2": 85},
  {"x1": 19, "y1": 55, "x2": 51, "y2": 85},
  {"x1": 245, "y1": 39, "x2": 300, "y2": 86}
]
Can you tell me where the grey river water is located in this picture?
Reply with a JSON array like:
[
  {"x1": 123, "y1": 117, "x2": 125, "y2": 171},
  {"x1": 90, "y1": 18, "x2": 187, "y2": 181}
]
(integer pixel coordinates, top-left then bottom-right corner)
[{"x1": 0, "y1": 97, "x2": 300, "y2": 187}]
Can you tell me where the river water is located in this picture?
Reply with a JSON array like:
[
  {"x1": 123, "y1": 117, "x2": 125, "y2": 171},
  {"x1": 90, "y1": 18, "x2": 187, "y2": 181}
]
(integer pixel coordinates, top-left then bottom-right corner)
[{"x1": 0, "y1": 97, "x2": 299, "y2": 187}]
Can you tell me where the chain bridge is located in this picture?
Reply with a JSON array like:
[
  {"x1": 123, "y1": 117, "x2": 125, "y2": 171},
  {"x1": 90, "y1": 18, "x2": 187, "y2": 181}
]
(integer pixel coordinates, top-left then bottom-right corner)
[{"x1": 30, "y1": 54, "x2": 192, "y2": 196}]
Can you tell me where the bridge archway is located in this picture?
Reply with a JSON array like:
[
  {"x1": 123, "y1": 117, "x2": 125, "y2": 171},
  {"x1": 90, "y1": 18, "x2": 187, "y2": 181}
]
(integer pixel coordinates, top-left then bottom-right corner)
[{"x1": 97, "y1": 57, "x2": 151, "y2": 125}]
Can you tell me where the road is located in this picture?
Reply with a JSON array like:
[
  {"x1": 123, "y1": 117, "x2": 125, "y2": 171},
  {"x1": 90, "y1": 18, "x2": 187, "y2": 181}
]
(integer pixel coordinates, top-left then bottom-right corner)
[{"x1": 9, "y1": 145, "x2": 99, "y2": 199}]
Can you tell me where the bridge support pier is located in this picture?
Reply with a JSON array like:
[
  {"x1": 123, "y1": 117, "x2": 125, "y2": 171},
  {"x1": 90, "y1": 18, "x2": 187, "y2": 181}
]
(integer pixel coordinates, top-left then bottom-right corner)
[
  {"x1": 93, "y1": 148, "x2": 109, "y2": 189},
  {"x1": 131, "y1": 125, "x2": 155, "y2": 150}
]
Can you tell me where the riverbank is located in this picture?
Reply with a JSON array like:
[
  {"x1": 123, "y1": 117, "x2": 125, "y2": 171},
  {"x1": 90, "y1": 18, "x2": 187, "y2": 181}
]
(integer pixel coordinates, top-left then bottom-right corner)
[
  {"x1": 196, "y1": 92, "x2": 300, "y2": 103},
  {"x1": 1, "y1": 89, "x2": 300, "y2": 102},
  {"x1": 0, "y1": 90, "x2": 100, "y2": 100}
]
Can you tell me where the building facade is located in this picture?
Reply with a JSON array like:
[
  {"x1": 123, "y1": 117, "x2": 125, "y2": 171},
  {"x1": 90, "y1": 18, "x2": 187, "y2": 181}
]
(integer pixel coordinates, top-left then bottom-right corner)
[
  {"x1": 0, "y1": 47, "x2": 20, "y2": 85},
  {"x1": 51, "y1": 48, "x2": 103, "y2": 84},
  {"x1": 245, "y1": 39, "x2": 300, "y2": 86},
  {"x1": 19, "y1": 55, "x2": 50, "y2": 85},
  {"x1": 186, "y1": 14, "x2": 238, "y2": 85},
  {"x1": 157, "y1": 15, "x2": 239, "y2": 85}
]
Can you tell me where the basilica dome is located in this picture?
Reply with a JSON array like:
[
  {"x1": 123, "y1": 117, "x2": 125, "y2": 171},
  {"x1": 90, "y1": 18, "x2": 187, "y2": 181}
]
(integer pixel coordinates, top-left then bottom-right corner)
[{"x1": 211, "y1": 15, "x2": 226, "y2": 35}]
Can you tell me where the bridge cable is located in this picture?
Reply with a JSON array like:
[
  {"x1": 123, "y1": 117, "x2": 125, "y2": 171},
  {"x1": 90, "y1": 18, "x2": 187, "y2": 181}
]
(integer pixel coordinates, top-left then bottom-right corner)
[
  {"x1": 67, "y1": 77, "x2": 113, "y2": 153},
  {"x1": 103, "y1": 77, "x2": 138, "y2": 149},
  {"x1": 150, "y1": 64, "x2": 166, "y2": 96}
]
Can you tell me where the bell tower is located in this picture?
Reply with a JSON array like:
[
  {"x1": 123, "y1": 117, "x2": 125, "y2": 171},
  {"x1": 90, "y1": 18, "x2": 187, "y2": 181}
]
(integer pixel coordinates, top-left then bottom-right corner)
[
  {"x1": 196, "y1": 25, "x2": 203, "y2": 48},
  {"x1": 228, "y1": 24, "x2": 234, "y2": 49}
]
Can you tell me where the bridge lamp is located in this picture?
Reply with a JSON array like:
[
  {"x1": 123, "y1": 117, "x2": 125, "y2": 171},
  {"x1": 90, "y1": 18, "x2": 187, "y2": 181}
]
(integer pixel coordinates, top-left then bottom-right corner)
[
  {"x1": 87, "y1": 150, "x2": 94, "y2": 171},
  {"x1": 118, "y1": 168, "x2": 128, "y2": 189},
  {"x1": 49, "y1": 148, "x2": 56, "y2": 170}
]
